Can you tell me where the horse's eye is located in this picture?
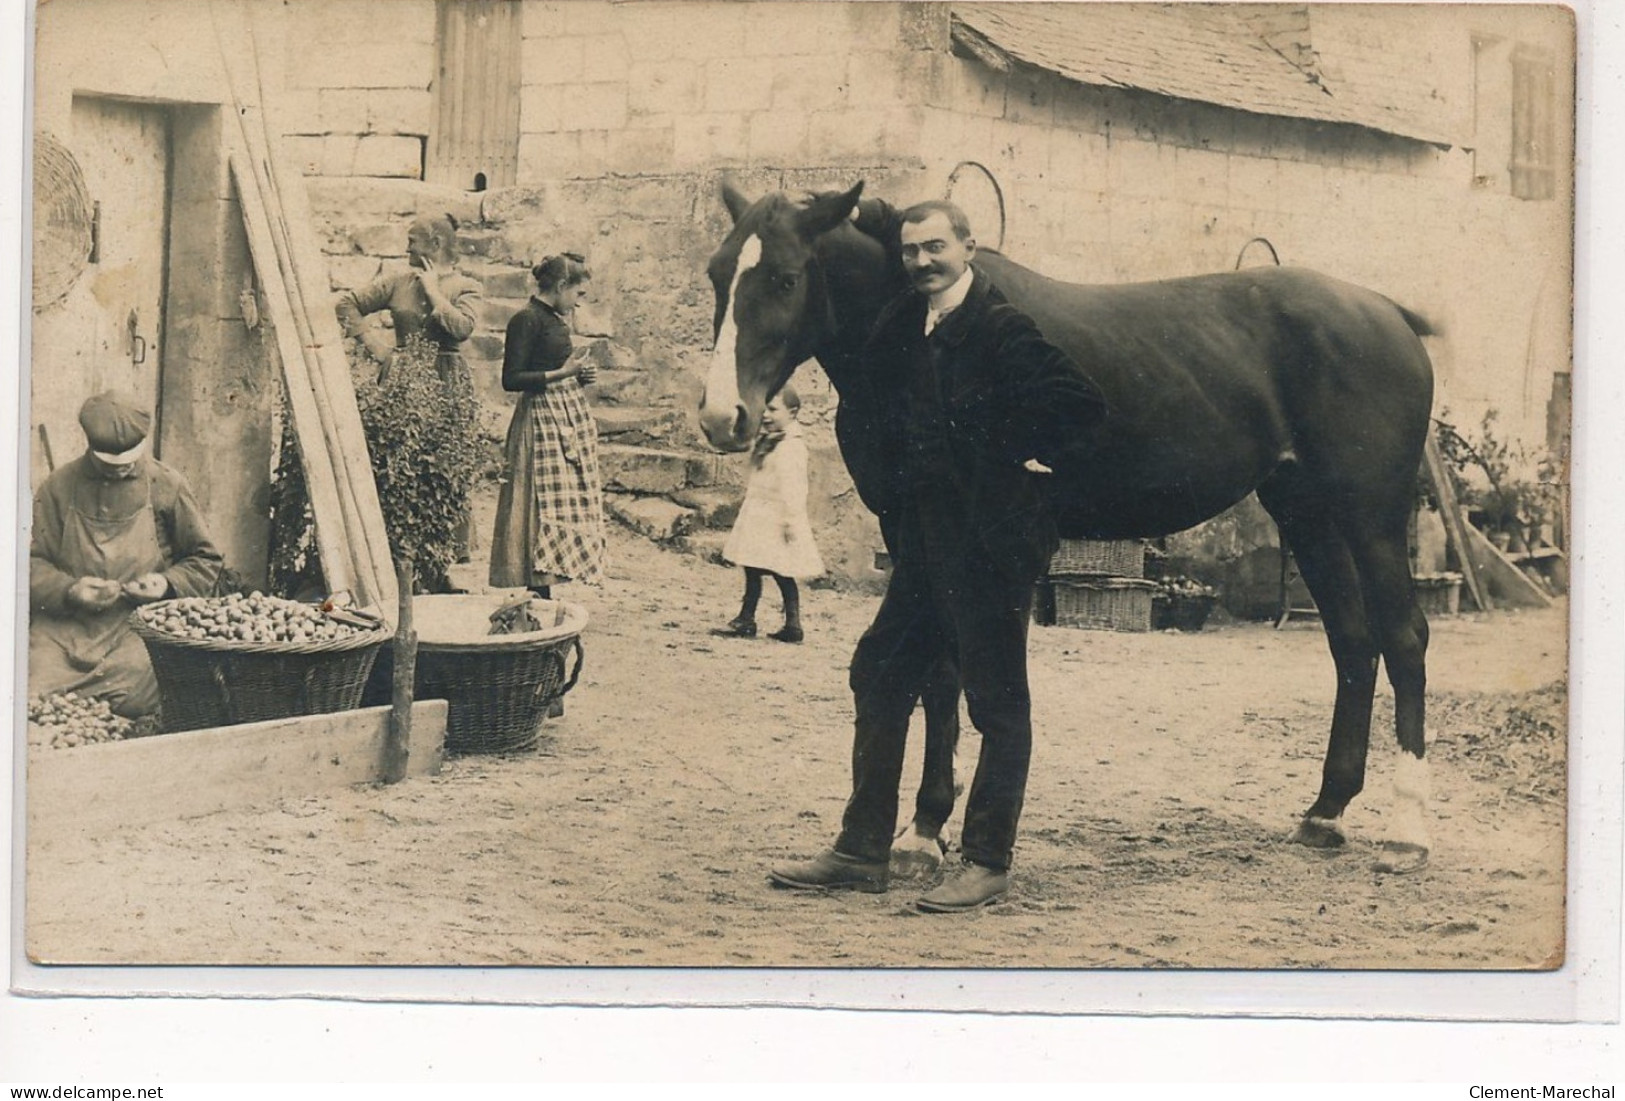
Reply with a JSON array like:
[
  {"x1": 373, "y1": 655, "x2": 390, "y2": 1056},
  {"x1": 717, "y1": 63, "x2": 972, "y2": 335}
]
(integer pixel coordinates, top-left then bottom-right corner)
[{"x1": 777, "y1": 272, "x2": 800, "y2": 293}]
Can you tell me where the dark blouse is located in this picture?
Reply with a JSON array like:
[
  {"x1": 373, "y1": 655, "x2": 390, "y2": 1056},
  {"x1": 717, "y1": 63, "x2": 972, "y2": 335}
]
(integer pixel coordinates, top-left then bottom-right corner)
[{"x1": 502, "y1": 298, "x2": 575, "y2": 393}]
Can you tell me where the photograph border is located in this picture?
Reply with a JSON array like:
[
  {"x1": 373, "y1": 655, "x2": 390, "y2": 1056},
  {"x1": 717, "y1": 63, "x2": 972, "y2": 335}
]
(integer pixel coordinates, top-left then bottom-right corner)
[{"x1": 5, "y1": 0, "x2": 1619, "y2": 1035}]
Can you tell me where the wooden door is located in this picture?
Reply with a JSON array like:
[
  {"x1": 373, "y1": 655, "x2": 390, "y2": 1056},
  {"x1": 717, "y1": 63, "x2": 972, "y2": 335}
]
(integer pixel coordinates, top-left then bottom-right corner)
[
  {"x1": 31, "y1": 97, "x2": 170, "y2": 487},
  {"x1": 426, "y1": 0, "x2": 522, "y2": 190},
  {"x1": 425, "y1": 0, "x2": 520, "y2": 188}
]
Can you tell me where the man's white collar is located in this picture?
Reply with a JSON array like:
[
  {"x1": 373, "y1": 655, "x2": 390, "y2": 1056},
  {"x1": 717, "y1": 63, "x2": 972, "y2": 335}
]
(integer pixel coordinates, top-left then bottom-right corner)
[
  {"x1": 925, "y1": 266, "x2": 975, "y2": 334},
  {"x1": 928, "y1": 265, "x2": 975, "y2": 315}
]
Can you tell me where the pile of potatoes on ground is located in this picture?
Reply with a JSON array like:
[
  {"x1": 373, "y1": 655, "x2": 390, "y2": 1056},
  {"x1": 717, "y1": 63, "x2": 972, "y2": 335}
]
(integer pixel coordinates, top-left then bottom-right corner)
[{"x1": 27, "y1": 691, "x2": 135, "y2": 750}]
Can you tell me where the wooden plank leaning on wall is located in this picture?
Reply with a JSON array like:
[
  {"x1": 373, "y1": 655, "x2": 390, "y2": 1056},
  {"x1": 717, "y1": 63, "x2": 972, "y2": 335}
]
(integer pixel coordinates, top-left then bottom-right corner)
[{"x1": 211, "y1": 0, "x2": 398, "y2": 616}]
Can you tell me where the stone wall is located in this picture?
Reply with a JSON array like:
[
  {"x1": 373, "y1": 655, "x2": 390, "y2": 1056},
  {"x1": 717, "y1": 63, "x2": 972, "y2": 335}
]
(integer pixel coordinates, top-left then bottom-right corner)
[
  {"x1": 278, "y1": 0, "x2": 436, "y2": 180},
  {"x1": 281, "y1": 0, "x2": 1572, "y2": 597},
  {"x1": 515, "y1": 1, "x2": 928, "y2": 178}
]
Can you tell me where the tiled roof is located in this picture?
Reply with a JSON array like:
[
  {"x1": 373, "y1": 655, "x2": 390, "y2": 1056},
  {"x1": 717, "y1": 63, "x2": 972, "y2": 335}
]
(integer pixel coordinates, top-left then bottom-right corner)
[{"x1": 951, "y1": 3, "x2": 1456, "y2": 146}]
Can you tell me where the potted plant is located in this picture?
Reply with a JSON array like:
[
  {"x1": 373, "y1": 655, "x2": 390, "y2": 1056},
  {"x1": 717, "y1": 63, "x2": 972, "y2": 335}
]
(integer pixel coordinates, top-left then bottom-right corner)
[{"x1": 1434, "y1": 410, "x2": 1564, "y2": 556}]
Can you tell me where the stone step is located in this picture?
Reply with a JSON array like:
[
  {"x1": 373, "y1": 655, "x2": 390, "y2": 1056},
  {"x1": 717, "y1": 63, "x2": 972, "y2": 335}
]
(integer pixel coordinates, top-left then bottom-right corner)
[
  {"x1": 584, "y1": 368, "x2": 644, "y2": 404},
  {"x1": 605, "y1": 492, "x2": 694, "y2": 542},
  {"x1": 469, "y1": 332, "x2": 506, "y2": 361},
  {"x1": 600, "y1": 443, "x2": 741, "y2": 495},
  {"x1": 478, "y1": 295, "x2": 529, "y2": 331},
  {"x1": 599, "y1": 444, "x2": 695, "y2": 496},
  {"x1": 671, "y1": 485, "x2": 741, "y2": 530},
  {"x1": 593, "y1": 404, "x2": 686, "y2": 444},
  {"x1": 670, "y1": 527, "x2": 730, "y2": 567},
  {"x1": 459, "y1": 262, "x2": 532, "y2": 299},
  {"x1": 454, "y1": 226, "x2": 506, "y2": 260}
]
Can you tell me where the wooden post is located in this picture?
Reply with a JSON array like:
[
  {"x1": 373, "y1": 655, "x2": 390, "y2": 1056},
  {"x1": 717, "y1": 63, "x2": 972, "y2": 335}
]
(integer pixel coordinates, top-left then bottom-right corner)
[{"x1": 384, "y1": 559, "x2": 417, "y2": 784}]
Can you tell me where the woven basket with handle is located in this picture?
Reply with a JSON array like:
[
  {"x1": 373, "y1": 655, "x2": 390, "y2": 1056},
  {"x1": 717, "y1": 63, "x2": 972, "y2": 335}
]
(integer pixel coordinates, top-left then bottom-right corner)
[{"x1": 367, "y1": 595, "x2": 588, "y2": 756}]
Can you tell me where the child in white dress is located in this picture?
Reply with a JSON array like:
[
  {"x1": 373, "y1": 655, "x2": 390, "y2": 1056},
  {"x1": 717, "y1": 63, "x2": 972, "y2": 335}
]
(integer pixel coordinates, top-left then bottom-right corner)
[{"x1": 712, "y1": 386, "x2": 825, "y2": 643}]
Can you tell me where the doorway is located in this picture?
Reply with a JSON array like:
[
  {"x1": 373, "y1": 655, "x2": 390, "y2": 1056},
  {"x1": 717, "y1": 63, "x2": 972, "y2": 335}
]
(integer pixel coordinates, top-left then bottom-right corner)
[{"x1": 31, "y1": 96, "x2": 172, "y2": 487}]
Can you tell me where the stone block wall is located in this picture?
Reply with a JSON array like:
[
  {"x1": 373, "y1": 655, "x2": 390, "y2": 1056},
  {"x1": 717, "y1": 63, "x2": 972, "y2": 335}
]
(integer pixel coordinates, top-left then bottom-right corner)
[
  {"x1": 280, "y1": 0, "x2": 436, "y2": 179},
  {"x1": 516, "y1": 1, "x2": 926, "y2": 178}
]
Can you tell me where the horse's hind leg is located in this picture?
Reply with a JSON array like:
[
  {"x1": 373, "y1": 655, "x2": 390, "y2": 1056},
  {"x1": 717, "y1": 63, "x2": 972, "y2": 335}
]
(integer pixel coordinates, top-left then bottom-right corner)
[
  {"x1": 1342, "y1": 513, "x2": 1432, "y2": 872},
  {"x1": 1259, "y1": 486, "x2": 1381, "y2": 848},
  {"x1": 892, "y1": 660, "x2": 961, "y2": 877}
]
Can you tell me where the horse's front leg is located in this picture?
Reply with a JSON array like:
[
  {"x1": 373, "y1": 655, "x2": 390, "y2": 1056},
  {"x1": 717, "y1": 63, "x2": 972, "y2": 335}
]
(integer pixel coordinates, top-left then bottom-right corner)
[{"x1": 892, "y1": 660, "x2": 962, "y2": 878}]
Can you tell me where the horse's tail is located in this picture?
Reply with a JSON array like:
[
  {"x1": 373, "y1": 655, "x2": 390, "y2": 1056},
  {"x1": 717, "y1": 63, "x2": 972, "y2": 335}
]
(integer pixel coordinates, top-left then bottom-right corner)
[{"x1": 1392, "y1": 301, "x2": 1439, "y2": 339}]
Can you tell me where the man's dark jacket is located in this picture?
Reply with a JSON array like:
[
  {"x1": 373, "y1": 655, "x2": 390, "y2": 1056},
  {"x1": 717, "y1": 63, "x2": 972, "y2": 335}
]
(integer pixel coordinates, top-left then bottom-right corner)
[{"x1": 849, "y1": 267, "x2": 1106, "y2": 581}]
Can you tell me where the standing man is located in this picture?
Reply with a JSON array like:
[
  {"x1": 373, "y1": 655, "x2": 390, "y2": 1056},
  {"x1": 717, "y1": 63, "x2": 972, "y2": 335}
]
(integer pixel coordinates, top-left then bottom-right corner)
[
  {"x1": 30, "y1": 390, "x2": 225, "y2": 718},
  {"x1": 770, "y1": 200, "x2": 1105, "y2": 911}
]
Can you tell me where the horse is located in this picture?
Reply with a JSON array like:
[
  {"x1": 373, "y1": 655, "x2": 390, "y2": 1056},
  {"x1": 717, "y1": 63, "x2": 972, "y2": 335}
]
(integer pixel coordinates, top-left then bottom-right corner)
[{"x1": 698, "y1": 180, "x2": 1437, "y2": 871}]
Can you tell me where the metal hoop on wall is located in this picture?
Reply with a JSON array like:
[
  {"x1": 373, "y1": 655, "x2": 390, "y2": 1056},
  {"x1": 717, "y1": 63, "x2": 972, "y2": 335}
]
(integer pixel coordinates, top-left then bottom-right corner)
[
  {"x1": 944, "y1": 161, "x2": 1006, "y2": 252},
  {"x1": 1233, "y1": 236, "x2": 1282, "y2": 270}
]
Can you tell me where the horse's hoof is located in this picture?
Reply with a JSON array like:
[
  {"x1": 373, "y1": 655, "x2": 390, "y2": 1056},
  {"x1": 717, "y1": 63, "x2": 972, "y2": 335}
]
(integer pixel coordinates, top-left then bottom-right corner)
[
  {"x1": 1292, "y1": 816, "x2": 1347, "y2": 849},
  {"x1": 1373, "y1": 841, "x2": 1430, "y2": 875},
  {"x1": 890, "y1": 830, "x2": 946, "y2": 880}
]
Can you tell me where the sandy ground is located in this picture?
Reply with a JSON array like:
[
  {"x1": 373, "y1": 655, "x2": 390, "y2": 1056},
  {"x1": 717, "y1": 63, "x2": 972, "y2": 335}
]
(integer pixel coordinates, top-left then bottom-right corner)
[{"x1": 26, "y1": 520, "x2": 1567, "y2": 970}]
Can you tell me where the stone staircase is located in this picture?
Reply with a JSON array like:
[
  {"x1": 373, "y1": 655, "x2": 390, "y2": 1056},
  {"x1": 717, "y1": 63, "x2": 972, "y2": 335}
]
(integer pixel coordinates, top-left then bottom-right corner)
[{"x1": 455, "y1": 252, "x2": 745, "y2": 564}]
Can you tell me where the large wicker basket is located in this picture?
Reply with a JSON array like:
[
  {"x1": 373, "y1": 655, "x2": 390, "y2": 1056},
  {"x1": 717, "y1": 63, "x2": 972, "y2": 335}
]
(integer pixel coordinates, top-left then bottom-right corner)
[
  {"x1": 1049, "y1": 539, "x2": 1145, "y2": 578},
  {"x1": 130, "y1": 605, "x2": 387, "y2": 732},
  {"x1": 368, "y1": 595, "x2": 587, "y2": 756},
  {"x1": 1050, "y1": 577, "x2": 1157, "y2": 631}
]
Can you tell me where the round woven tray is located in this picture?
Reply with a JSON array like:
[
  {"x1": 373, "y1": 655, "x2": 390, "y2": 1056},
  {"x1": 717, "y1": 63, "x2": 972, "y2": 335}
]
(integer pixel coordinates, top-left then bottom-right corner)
[
  {"x1": 130, "y1": 605, "x2": 387, "y2": 732},
  {"x1": 33, "y1": 133, "x2": 93, "y2": 311},
  {"x1": 367, "y1": 595, "x2": 588, "y2": 756}
]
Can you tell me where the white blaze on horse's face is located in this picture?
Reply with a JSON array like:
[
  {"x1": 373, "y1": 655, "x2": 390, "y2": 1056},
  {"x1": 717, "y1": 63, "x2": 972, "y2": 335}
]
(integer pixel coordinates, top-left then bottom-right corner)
[{"x1": 700, "y1": 233, "x2": 764, "y2": 451}]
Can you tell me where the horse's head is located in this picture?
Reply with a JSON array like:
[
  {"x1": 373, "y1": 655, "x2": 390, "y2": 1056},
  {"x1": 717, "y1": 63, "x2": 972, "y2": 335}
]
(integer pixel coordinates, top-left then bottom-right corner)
[{"x1": 697, "y1": 180, "x2": 865, "y2": 452}]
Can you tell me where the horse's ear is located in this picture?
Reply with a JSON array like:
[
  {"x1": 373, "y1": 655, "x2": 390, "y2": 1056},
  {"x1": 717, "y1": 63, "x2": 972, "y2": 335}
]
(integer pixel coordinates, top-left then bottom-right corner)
[
  {"x1": 797, "y1": 181, "x2": 865, "y2": 237},
  {"x1": 721, "y1": 180, "x2": 754, "y2": 225}
]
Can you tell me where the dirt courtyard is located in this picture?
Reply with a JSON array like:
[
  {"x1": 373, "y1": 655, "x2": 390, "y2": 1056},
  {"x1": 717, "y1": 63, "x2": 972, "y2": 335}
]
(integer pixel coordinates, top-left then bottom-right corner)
[{"x1": 25, "y1": 523, "x2": 1568, "y2": 970}]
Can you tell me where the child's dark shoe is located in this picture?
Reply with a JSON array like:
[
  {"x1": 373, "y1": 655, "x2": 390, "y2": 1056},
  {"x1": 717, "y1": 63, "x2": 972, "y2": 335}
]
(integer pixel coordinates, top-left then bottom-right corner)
[
  {"x1": 768, "y1": 625, "x2": 804, "y2": 644},
  {"x1": 710, "y1": 618, "x2": 757, "y2": 638}
]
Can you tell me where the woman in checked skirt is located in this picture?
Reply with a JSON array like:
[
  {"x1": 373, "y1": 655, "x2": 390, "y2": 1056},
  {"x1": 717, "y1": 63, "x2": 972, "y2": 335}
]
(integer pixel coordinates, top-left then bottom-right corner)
[{"x1": 489, "y1": 252, "x2": 608, "y2": 605}]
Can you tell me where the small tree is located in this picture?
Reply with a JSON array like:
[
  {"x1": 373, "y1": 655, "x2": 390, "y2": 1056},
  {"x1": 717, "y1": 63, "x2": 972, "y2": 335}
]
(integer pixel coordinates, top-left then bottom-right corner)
[{"x1": 269, "y1": 334, "x2": 484, "y2": 596}]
